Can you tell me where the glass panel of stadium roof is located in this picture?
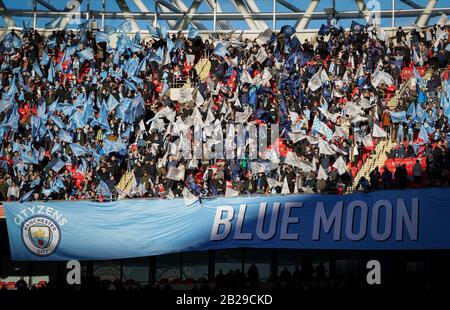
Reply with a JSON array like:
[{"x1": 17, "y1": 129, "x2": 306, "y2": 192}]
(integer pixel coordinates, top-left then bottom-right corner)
[{"x1": 0, "y1": 0, "x2": 449, "y2": 31}]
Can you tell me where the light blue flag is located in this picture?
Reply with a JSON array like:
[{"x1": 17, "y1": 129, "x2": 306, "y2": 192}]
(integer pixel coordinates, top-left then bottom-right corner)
[
  {"x1": 104, "y1": 25, "x2": 116, "y2": 35},
  {"x1": 46, "y1": 38, "x2": 57, "y2": 48},
  {"x1": 413, "y1": 66, "x2": 425, "y2": 88},
  {"x1": 55, "y1": 176, "x2": 65, "y2": 189},
  {"x1": 70, "y1": 143, "x2": 89, "y2": 157},
  {"x1": 69, "y1": 111, "x2": 84, "y2": 129},
  {"x1": 389, "y1": 111, "x2": 407, "y2": 123},
  {"x1": 50, "y1": 115, "x2": 65, "y2": 129},
  {"x1": 96, "y1": 180, "x2": 112, "y2": 197},
  {"x1": 95, "y1": 31, "x2": 110, "y2": 44},
  {"x1": 212, "y1": 43, "x2": 229, "y2": 58},
  {"x1": 117, "y1": 20, "x2": 132, "y2": 33},
  {"x1": 58, "y1": 129, "x2": 73, "y2": 143},
  {"x1": 125, "y1": 57, "x2": 139, "y2": 77},
  {"x1": 45, "y1": 17, "x2": 62, "y2": 29},
  {"x1": 103, "y1": 138, "x2": 127, "y2": 155},
  {"x1": 134, "y1": 31, "x2": 141, "y2": 44},
  {"x1": 106, "y1": 95, "x2": 120, "y2": 111},
  {"x1": 0, "y1": 98, "x2": 10, "y2": 113},
  {"x1": 188, "y1": 27, "x2": 199, "y2": 39},
  {"x1": 51, "y1": 143, "x2": 61, "y2": 155},
  {"x1": 121, "y1": 126, "x2": 131, "y2": 140},
  {"x1": 138, "y1": 57, "x2": 147, "y2": 72},
  {"x1": 30, "y1": 177, "x2": 41, "y2": 189},
  {"x1": 146, "y1": 23, "x2": 159, "y2": 38},
  {"x1": 159, "y1": 24, "x2": 168, "y2": 39},
  {"x1": 78, "y1": 48, "x2": 94, "y2": 61},
  {"x1": 124, "y1": 79, "x2": 137, "y2": 91},
  {"x1": 33, "y1": 61, "x2": 43, "y2": 77},
  {"x1": 48, "y1": 62, "x2": 55, "y2": 83},
  {"x1": 167, "y1": 38, "x2": 175, "y2": 52},
  {"x1": 40, "y1": 49, "x2": 50, "y2": 66},
  {"x1": 21, "y1": 152, "x2": 38, "y2": 165},
  {"x1": 19, "y1": 189, "x2": 35, "y2": 203},
  {"x1": 419, "y1": 125, "x2": 429, "y2": 143},
  {"x1": 407, "y1": 103, "x2": 416, "y2": 119}
]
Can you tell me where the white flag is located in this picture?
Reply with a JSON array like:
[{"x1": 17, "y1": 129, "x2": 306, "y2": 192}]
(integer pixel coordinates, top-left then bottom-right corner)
[
  {"x1": 308, "y1": 70, "x2": 322, "y2": 92},
  {"x1": 225, "y1": 186, "x2": 239, "y2": 197},
  {"x1": 256, "y1": 47, "x2": 268, "y2": 64},
  {"x1": 332, "y1": 156, "x2": 347, "y2": 175},
  {"x1": 281, "y1": 178, "x2": 290, "y2": 194},
  {"x1": 318, "y1": 140, "x2": 336, "y2": 155},
  {"x1": 166, "y1": 166, "x2": 185, "y2": 181},
  {"x1": 182, "y1": 187, "x2": 199, "y2": 207},
  {"x1": 437, "y1": 13, "x2": 449, "y2": 26},
  {"x1": 317, "y1": 165, "x2": 328, "y2": 180},
  {"x1": 372, "y1": 123, "x2": 387, "y2": 138}
]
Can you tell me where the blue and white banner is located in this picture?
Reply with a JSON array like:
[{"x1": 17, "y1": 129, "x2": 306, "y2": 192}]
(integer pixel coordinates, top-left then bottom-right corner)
[{"x1": 4, "y1": 188, "x2": 450, "y2": 261}]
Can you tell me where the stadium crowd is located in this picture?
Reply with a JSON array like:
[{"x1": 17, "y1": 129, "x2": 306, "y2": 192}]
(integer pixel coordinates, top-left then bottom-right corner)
[{"x1": 0, "y1": 19, "x2": 448, "y2": 202}]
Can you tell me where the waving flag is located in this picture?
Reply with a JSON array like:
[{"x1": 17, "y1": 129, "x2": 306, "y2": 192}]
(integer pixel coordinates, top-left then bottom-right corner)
[
  {"x1": 312, "y1": 117, "x2": 333, "y2": 141},
  {"x1": 318, "y1": 24, "x2": 330, "y2": 36},
  {"x1": 58, "y1": 129, "x2": 73, "y2": 143},
  {"x1": 372, "y1": 123, "x2": 387, "y2": 138},
  {"x1": 19, "y1": 189, "x2": 35, "y2": 203},
  {"x1": 69, "y1": 143, "x2": 89, "y2": 157},
  {"x1": 106, "y1": 95, "x2": 120, "y2": 111},
  {"x1": 407, "y1": 103, "x2": 416, "y2": 119},
  {"x1": 95, "y1": 31, "x2": 110, "y2": 44},
  {"x1": 280, "y1": 25, "x2": 295, "y2": 37},
  {"x1": 146, "y1": 23, "x2": 160, "y2": 38},
  {"x1": 212, "y1": 43, "x2": 229, "y2": 58},
  {"x1": 389, "y1": 111, "x2": 407, "y2": 123},
  {"x1": 117, "y1": 20, "x2": 132, "y2": 33},
  {"x1": 96, "y1": 180, "x2": 112, "y2": 197},
  {"x1": 103, "y1": 138, "x2": 127, "y2": 155},
  {"x1": 308, "y1": 70, "x2": 323, "y2": 92},
  {"x1": 51, "y1": 158, "x2": 65, "y2": 173},
  {"x1": 33, "y1": 61, "x2": 42, "y2": 77},
  {"x1": 47, "y1": 62, "x2": 55, "y2": 83},
  {"x1": 182, "y1": 187, "x2": 199, "y2": 207},
  {"x1": 188, "y1": 27, "x2": 199, "y2": 39},
  {"x1": 78, "y1": 48, "x2": 94, "y2": 61},
  {"x1": 350, "y1": 21, "x2": 365, "y2": 33},
  {"x1": 418, "y1": 125, "x2": 429, "y2": 143}
]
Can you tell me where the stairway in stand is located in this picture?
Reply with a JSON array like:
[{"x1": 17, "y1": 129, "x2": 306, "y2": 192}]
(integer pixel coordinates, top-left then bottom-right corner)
[
  {"x1": 350, "y1": 138, "x2": 397, "y2": 190},
  {"x1": 194, "y1": 58, "x2": 211, "y2": 82},
  {"x1": 116, "y1": 171, "x2": 136, "y2": 196},
  {"x1": 349, "y1": 66, "x2": 435, "y2": 192}
]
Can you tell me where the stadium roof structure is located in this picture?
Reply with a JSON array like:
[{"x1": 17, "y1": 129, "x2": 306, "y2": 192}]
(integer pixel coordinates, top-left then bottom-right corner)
[{"x1": 0, "y1": 0, "x2": 449, "y2": 32}]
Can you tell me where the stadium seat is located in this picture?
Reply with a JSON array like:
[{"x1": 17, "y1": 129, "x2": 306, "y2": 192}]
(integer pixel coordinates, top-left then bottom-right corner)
[{"x1": 7, "y1": 282, "x2": 16, "y2": 289}]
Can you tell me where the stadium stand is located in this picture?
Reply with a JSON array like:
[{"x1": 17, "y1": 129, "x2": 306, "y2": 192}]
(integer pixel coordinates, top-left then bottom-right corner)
[{"x1": 0, "y1": 18, "x2": 447, "y2": 206}]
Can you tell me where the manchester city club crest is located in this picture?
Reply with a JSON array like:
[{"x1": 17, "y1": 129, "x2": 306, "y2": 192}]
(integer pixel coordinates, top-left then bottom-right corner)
[{"x1": 22, "y1": 216, "x2": 61, "y2": 256}]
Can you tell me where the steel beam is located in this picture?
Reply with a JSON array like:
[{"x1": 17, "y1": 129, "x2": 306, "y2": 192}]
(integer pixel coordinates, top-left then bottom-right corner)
[
  {"x1": 37, "y1": 0, "x2": 60, "y2": 12},
  {"x1": 0, "y1": 0, "x2": 16, "y2": 28},
  {"x1": 233, "y1": 0, "x2": 260, "y2": 31},
  {"x1": 5, "y1": 8, "x2": 450, "y2": 23},
  {"x1": 277, "y1": 0, "x2": 303, "y2": 13},
  {"x1": 400, "y1": 0, "x2": 424, "y2": 10},
  {"x1": 114, "y1": 0, "x2": 140, "y2": 32},
  {"x1": 295, "y1": 0, "x2": 320, "y2": 31},
  {"x1": 157, "y1": 0, "x2": 178, "y2": 29},
  {"x1": 174, "y1": 0, "x2": 203, "y2": 30},
  {"x1": 354, "y1": 0, "x2": 373, "y2": 24},
  {"x1": 172, "y1": 0, "x2": 207, "y2": 30},
  {"x1": 245, "y1": 0, "x2": 269, "y2": 30},
  {"x1": 205, "y1": 0, "x2": 231, "y2": 30},
  {"x1": 415, "y1": 0, "x2": 437, "y2": 27}
]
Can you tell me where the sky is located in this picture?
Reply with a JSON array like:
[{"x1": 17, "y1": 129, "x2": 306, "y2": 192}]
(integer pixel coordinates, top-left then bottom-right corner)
[{"x1": 1, "y1": 0, "x2": 448, "y2": 30}]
